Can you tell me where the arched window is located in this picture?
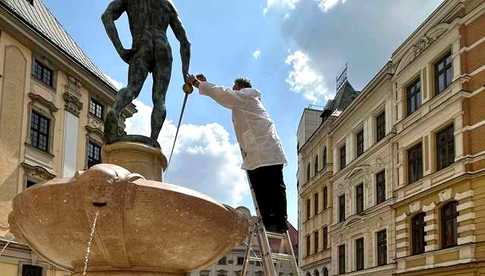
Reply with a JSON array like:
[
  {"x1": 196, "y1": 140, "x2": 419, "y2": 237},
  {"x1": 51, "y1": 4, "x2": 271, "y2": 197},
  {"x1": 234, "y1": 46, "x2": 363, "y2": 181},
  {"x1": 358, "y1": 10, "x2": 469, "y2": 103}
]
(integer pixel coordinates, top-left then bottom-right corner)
[
  {"x1": 322, "y1": 268, "x2": 328, "y2": 276},
  {"x1": 313, "y1": 269, "x2": 319, "y2": 276},
  {"x1": 411, "y1": 213, "x2": 426, "y2": 255},
  {"x1": 322, "y1": 147, "x2": 327, "y2": 169},
  {"x1": 307, "y1": 163, "x2": 311, "y2": 182},
  {"x1": 441, "y1": 201, "x2": 458, "y2": 248},
  {"x1": 323, "y1": 187, "x2": 328, "y2": 209}
]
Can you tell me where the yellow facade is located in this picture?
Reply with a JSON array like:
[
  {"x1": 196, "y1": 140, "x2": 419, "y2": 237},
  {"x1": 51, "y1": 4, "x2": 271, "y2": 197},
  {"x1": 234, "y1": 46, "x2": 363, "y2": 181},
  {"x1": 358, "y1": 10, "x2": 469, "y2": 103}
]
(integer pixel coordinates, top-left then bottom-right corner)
[
  {"x1": 298, "y1": 0, "x2": 484, "y2": 275},
  {"x1": 0, "y1": 0, "x2": 135, "y2": 275}
]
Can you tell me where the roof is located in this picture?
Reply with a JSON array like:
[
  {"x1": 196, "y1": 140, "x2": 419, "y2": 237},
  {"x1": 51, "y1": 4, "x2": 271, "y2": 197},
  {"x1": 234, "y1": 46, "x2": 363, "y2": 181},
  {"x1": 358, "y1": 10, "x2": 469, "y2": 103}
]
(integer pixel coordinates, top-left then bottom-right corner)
[{"x1": 0, "y1": 0, "x2": 118, "y2": 92}]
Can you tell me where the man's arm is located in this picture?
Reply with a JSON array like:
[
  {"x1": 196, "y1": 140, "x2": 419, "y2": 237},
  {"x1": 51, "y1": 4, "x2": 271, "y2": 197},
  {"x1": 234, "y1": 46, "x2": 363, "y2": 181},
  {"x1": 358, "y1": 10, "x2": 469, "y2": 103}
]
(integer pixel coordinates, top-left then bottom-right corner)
[
  {"x1": 198, "y1": 82, "x2": 244, "y2": 110},
  {"x1": 102, "y1": 0, "x2": 128, "y2": 61},
  {"x1": 168, "y1": 3, "x2": 191, "y2": 83}
]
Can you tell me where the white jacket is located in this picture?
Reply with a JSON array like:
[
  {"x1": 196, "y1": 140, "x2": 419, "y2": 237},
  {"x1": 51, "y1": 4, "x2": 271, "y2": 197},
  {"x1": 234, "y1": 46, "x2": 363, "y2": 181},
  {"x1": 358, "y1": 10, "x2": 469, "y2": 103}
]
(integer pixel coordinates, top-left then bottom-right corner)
[{"x1": 199, "y1": 82, "x2": 287, "y2": 171}]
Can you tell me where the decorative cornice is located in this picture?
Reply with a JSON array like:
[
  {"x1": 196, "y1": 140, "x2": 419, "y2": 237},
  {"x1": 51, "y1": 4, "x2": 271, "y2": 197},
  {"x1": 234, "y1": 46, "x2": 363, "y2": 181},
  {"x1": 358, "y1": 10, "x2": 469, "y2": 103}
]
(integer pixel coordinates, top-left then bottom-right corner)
[
  {"x1": 21, "y1": 162, "x2": 56, "y2": 180},
  {"x1": 63, "y1": 92, "x2": 83, "y2": 117},
  {"x1": 28, "y1": 93, "x2": 58, "y2": 113}
]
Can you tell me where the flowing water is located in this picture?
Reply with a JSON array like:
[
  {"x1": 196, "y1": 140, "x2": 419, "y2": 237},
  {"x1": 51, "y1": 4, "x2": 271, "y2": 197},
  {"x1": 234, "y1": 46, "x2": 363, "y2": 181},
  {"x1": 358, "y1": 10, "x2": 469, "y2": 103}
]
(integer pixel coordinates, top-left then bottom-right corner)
[
  {"x1": 0, "y1": 232, "x2": 14, "y2": 257},
  {"x1": 83, "y1": 210, "x2": 100, "y2": 276}
]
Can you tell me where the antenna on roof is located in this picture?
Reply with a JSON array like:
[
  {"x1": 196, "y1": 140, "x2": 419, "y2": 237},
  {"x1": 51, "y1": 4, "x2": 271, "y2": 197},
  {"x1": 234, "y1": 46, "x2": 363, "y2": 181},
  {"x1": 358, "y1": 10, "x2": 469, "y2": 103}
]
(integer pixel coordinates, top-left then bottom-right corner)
[{"x1": 336, "y1": 63, "x2": 349, "y2": 91}]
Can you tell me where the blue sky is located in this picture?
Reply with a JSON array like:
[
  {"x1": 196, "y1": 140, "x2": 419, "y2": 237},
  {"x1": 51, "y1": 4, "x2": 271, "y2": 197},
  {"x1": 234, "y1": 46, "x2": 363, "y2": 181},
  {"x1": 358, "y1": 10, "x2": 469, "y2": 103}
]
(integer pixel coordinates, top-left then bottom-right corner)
[{"x1": 44, "y1": 0, "x2": 443, "y2": 226}]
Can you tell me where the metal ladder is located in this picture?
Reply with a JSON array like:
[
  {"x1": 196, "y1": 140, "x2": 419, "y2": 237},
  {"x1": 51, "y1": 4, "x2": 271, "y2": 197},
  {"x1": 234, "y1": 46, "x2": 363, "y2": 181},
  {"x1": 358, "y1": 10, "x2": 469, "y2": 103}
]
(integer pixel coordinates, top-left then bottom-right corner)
[{"x1": 241, "y1": 181, "x2": 300, "y2": 276}]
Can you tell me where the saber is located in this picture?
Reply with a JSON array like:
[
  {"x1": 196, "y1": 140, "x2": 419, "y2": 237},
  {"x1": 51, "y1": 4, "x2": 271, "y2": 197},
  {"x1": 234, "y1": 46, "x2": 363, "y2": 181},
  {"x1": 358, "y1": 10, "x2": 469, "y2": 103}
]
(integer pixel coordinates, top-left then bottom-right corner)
[{"x1": 167, "y1": 83, "x2": 193, "y2": 171}]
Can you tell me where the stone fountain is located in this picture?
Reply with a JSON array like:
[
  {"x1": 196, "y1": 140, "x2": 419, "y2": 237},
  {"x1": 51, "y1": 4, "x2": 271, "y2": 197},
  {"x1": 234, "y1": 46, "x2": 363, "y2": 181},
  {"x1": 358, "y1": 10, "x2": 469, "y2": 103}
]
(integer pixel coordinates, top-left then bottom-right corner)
[{"x1": 8, "y1": 1, "x2": 250, "y2": 275}]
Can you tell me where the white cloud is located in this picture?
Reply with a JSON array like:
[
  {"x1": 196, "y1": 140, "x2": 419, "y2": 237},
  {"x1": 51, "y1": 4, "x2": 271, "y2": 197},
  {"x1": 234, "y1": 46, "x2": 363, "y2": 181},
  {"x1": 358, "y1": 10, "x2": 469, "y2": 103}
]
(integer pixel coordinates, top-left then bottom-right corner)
[
  {"x1": 264, "y1": 0, "x2": 346, "y2": 14},
  {"x1": 103, "y1": 73, "x2": 124, "y2": 90},
  {"x1": 285, "y1": 50, "x2": 331, "y2": 103},
  {"x1": 125, "y1": 100, "x2": 249, "y2": 206},
  {"x1": 252, "y1": 49, "x2": 262, "y2": 60}
]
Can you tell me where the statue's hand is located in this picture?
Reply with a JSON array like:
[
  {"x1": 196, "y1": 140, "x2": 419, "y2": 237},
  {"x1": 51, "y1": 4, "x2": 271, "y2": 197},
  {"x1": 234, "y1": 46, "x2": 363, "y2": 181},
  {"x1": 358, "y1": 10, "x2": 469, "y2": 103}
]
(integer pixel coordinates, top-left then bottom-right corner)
[{"x1": 119, "y1": 48, "x2": 135, "y2": 64}]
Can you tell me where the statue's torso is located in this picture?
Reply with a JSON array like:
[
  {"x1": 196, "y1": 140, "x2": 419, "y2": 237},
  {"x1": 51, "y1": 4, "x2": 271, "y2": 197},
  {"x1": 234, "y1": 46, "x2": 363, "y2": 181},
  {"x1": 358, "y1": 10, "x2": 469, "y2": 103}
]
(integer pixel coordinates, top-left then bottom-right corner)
[{"x1": 124, "y1": 0, "x2": 173, "y2": 47}]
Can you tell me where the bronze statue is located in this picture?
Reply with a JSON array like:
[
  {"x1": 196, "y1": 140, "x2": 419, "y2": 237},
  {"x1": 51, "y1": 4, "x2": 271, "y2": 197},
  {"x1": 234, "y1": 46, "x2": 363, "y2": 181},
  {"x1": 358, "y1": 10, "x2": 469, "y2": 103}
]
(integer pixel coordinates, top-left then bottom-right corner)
[{"x1": 102, "y1": 0, "x2": 191, "y2": 145}]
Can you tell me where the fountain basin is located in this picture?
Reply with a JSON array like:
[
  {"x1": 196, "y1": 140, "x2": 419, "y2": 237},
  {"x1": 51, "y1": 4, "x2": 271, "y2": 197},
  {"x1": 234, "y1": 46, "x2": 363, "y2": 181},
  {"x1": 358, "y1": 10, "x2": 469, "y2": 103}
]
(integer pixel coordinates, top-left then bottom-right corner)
[{"x1": 8, "y1": 164, "x2": 249, "y2": 275}]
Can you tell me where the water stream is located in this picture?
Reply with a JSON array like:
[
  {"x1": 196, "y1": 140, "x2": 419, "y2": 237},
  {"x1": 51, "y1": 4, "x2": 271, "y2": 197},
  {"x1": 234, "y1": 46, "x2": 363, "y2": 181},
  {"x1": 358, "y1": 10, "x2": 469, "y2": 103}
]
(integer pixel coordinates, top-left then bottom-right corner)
[
  {"x1": 0, "y1": 232, "x2": 14, "y2": 257},
  {"x1": 83, "y1": 210, "x2": 100, "y2": 276}
]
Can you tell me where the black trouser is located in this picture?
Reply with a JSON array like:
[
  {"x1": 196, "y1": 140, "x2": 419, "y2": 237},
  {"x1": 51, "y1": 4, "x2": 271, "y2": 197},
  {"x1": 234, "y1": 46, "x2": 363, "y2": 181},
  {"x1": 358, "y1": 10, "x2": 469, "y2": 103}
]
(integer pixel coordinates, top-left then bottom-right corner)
[{"x1": 247, "y1": 164, "x2": 288, "y2": 232}]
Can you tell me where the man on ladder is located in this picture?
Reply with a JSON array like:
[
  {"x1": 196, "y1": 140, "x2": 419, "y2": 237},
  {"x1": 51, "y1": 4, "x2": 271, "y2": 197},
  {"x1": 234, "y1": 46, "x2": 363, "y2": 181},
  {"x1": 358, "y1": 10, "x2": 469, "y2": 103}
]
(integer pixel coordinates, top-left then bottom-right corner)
[{"x1": 188, "y1": 74, "x2": 288, "y2": 234}]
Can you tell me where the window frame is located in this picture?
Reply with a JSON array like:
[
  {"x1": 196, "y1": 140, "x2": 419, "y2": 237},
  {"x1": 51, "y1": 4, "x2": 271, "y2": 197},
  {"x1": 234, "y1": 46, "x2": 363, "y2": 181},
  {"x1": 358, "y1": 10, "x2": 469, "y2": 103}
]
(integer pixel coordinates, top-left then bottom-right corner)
[
  {"x1": 87, "y1": 140, "x2": 102, "y2": 168},
  {"x1": 407, "y1": 142, "x2": 423, "y2": 184},
  {"x1": 376, "y1": 170, "x2": 386, "y2": 205},
  {"x1": 338, "y1": 244, "x2": 346, "y2": 275},
  {"x1": 376, "y1": 111, "x2": 386, "y2": 143},
  {"x1": 406, "y1": 78, "x2": 422, "y2": 116},
  {"x1": 434, "y1": 51, "x2": 453, "y2": 95},
  {"x1": 307, "y1": 162, "x2": 311, "y2": 182},
  {"x1": 355, "y1": 183, "x2": 364, "y2": 214},
  {"x1": 322, "y1": 146, "x2": 327, "y2": 169},
  {"x1": 314, "y1": 193, "x2": 319, "y2": 215},
  {"x1": 314, "y1": 231, "x2": 319, "y2": 253},
  {"x1": 322, "y1": 226, "x2": 328, "y2": 250},
  {"x1": 89, "y1": 97, "x2": 105, "y2": 120},
  {"x1": 30, "y1": 110, "x2": 51, "y2": 152},
  {"x1": 411, "y1": 213, "x2": 426, "y2": 255},
  {"x1": 356, "y1": 128, "x2": 364, "y2": 157},
  {"x1": 323, "y1": 186, "x2": 328, "y2": 209},
  {"x1": 441, "y1": 201, "x2": 458, "y2": 249},
  {"x1": 339, "y1": 144, "x2": 346, "y2": 170},
  {"x1": 32, "y1": 59, "x2": 54, "y2": 88},
  {"x1": 376, "y1": 230, "x2": 387, "y2": 266},
  {"x1": 306, "y1": 198, "x2": 311, "y2": 220},
  {"x1": 306, "y1": 235, "x2": 311, "y2": 257},
  {"x1": 436, "y1": 124, "x2": 455, "y2": 171},
  {"x1": 338, "y1": 195, "x2": 346, "y2": 223},
  {"x1": 355, "y1": 238, "x2": 364, "y2": 271}
]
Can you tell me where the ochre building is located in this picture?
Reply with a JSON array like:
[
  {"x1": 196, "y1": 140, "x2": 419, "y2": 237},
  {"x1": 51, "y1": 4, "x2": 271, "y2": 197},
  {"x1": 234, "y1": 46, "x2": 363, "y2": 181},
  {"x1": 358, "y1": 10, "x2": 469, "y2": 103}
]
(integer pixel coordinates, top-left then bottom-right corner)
[
  {"x1": 297, "y1": 0, "x2": 484, "y2": 275},
  {"x1": 0, "y1": 0, "x2": 135, "y2": 275}
]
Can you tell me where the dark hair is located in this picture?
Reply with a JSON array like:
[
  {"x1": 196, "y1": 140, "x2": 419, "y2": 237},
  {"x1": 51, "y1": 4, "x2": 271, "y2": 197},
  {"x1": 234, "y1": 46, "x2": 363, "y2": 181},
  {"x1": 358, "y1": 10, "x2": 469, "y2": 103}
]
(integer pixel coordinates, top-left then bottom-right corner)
[{"x1": 234, "y1": 78, "x2": 252, "y2": 89}]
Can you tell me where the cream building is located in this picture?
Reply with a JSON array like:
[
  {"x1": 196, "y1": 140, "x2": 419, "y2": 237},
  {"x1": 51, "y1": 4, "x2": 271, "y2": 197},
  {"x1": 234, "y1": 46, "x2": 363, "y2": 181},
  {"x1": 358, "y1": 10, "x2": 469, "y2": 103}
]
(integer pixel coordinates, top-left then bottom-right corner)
[
  {"x1": 0, "y1": 0, "x2": 135, "y2": 275},
  {"x1": 297, "y1": 0, "x2": 484, "y2": 275}
]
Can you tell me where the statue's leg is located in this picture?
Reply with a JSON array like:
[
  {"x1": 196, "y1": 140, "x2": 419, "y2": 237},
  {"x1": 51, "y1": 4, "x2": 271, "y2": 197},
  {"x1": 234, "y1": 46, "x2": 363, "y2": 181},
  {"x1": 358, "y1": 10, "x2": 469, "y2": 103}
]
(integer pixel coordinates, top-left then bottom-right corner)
[
  {"x1": 151, "y1": 45, "x2": 173, "y2": 141},
  {"x1": 113, "y1": 55, "x2": 149, "y2": 115}
]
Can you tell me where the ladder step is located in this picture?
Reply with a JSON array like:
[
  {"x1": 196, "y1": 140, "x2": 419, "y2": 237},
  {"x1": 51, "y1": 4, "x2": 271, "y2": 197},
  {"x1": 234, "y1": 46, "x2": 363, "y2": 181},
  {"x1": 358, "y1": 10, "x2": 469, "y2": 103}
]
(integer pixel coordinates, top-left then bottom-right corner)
[
  {"x1": 266, "y1": 231, "x2": 287, "y2": 240},
  {"x1": 248, "y1": 253, "x2": 294, "y2": 263}
]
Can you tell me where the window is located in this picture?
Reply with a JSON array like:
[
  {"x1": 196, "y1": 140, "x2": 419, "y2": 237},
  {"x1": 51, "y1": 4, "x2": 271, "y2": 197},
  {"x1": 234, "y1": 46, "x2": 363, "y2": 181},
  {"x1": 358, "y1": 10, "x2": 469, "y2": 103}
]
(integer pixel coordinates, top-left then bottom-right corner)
[
  {"x1": 306, "y1": 235, "x2": 311, "y2": 256},
  {"x1": 376, "y1": 171, "x2": 386, "y2": 205},
  {"x1": 314, "y1": 193, "x2": 319, "y2": 215},
  {"x1": 315, "y1": 155, "x2": 319, "y2": 173},
  {"x1": 355, "y1": 238, "x2": 364, "y2": 271},
  {"x1": 435, "y1": 51, "x2": 453, "y2": 95},
  {"x1": 22, "y1": 265, "x2": 43, "y2": 276},
  {"x1": 339, "y1": 195, "x2": 346, "y2": 223},
  {"x1": 322, "y1": 268, "x2": 328, "y2": 276},
  {"x1": 408, "y1": 143, "x2": 423, "y2": 184},
  {"x1": 306, "y1": 198, "x2": 311, "y2": 220},
  {"x1": 33, "y1": 60, "x2": 53, "y2": 87},
  {"x1": 218, "y1": 257, "x2": 227, "y2": 265},
  {"x1": 314, "y1": 231, "x2": 319, "y2": 253},
  {"x1": 87, "y1": 140, "x2": 102, "y2": 168},
  {"x1": 338, "y1": 245, "x2": 346, "y2": 274},
  {"x1": 339, "y1": 144, "x2": 346, "y2": 170},
  {"x1": 89, "y1": 98, "x2": 104, "y2": 119},
  {"x1": 376, "y1": 111, "x2": 386, "y2": 142},
  {"x1": 356, "y1": 183, "x2": 364, "y2": 214},
  {"x1": 314, "y1": 270, "x2": 319, "y2": 276},
  {"x1": 307, "y1": 163, "x2": 311, "y2": 182},
  {"x1": 377, "y1": 230, "x2": 387, "y2": 266},
  {"x1": 237, "y1": 257, "x2": 244, "y2": 265},
  {"x1": 411, "y1": 213, "x2": 426, "y2": 255},
  {"x1": 26, "y1": 180, "x2": 37, "y2": 188},
  {"x1": 407, "y1": 78, "x2": 422, "y2": 115},
  {"x1": 436, "y1": 124, "x2": 455, "y2": 171},
  {"x1": 322, "y1": 226, "x2": 328, "y2": 249},
  {"x1": 323, "y1": 187, "x2": 328, "y2": 209},
  {"x1": 322, "y1": 147, "x2": 327, "y2": 169},
  {"x1": 30, "y1": 111, "x2": 50, "y2": 152},
  {"x1": 356, "y1": 129, "x2": 364, "y2": 157},
  {"x1": 441, "y1": 201, "x2": 458, "y2": 249}
]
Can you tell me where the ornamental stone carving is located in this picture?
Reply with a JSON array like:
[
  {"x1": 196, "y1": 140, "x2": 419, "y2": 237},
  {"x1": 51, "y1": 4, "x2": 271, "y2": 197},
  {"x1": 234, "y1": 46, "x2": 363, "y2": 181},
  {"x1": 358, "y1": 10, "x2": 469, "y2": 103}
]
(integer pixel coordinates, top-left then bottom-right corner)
[{"x1": 63, "y1": 92, "x2": 83, "y2": 116}]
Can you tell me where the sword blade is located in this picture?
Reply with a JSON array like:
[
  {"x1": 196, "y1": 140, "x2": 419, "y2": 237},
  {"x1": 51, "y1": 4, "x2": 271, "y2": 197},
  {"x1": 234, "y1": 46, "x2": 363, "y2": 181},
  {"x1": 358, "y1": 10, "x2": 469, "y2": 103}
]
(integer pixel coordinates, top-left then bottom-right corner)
[{"x1": 167, "y1": 92, "x2": 190, "y2": 171}]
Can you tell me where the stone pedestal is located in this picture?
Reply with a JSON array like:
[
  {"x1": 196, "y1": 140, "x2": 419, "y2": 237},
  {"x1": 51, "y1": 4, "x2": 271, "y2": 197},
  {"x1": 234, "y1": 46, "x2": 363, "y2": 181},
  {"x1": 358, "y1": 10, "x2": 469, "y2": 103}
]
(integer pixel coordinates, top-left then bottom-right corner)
[{"x1": 103, "y1": 141, "x2": 167, "y2": 181}]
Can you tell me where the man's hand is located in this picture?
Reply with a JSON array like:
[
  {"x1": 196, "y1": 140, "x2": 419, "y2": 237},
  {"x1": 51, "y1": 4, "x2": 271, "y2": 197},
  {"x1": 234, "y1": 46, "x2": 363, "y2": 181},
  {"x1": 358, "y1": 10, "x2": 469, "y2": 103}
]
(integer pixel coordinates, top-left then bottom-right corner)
[
  {"x1": 119, "y1": 48, "x2": 135, "y2": 64},
  {"x1": 187, "y1": 74, "x2": 207, "y2": 88}
]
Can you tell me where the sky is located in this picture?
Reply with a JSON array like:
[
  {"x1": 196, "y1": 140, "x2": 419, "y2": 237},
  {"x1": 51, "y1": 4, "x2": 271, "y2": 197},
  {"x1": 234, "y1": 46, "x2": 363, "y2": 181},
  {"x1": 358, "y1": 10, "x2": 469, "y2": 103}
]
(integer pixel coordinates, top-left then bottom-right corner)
[{"x1": 44, "y1": 0, "x2": 443, "y2": 226}]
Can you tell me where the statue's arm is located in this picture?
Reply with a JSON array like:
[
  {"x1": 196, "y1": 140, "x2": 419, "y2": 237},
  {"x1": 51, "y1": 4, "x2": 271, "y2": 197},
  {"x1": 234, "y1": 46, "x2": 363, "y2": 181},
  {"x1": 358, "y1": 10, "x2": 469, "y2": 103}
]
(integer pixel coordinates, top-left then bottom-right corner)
[
  {"x1": 169, "y1": 5, "x2": 191, "y2": 82},
  {"x1": 101, "y1": 0, "x2": 126, "y2": 55}
]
